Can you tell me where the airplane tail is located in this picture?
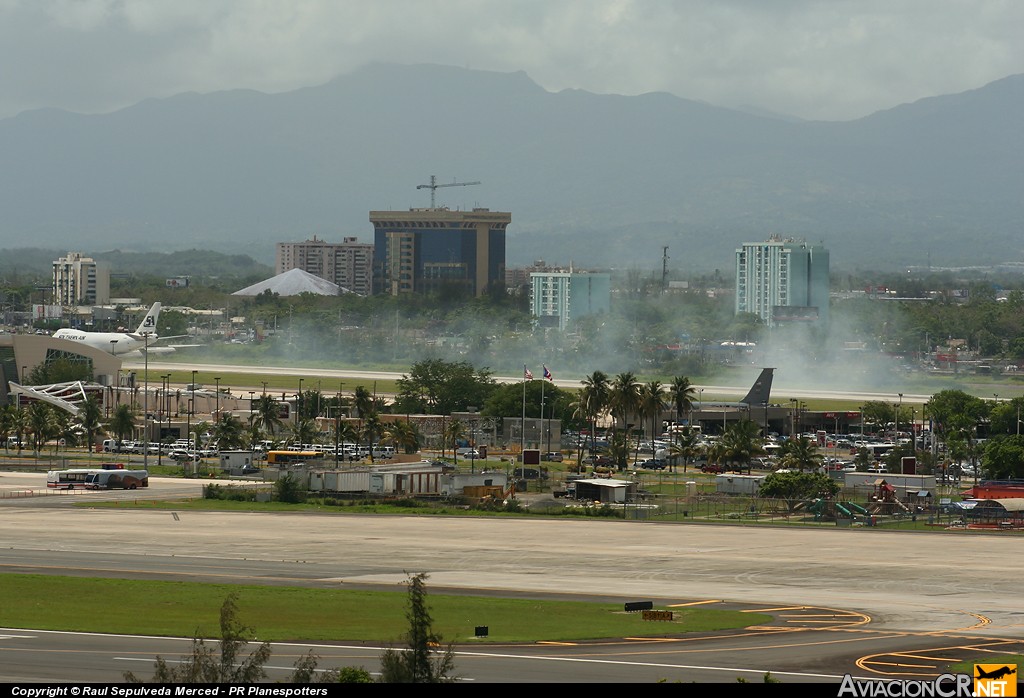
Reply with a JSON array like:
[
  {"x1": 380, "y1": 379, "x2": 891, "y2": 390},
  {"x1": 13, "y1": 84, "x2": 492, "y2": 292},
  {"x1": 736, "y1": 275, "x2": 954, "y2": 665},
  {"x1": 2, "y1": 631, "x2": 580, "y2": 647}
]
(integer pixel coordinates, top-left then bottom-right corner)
[
  {"x1": 740, "y1": 368, "x2": 774, "y2": 406},
  {"x1": 134, "y1": 302, "x2": 161, "y2": 336}
]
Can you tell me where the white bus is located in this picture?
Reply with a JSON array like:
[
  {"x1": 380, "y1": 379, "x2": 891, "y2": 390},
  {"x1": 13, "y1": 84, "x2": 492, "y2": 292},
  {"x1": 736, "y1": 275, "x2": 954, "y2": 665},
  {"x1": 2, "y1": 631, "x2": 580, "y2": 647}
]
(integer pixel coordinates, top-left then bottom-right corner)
[
  {"x1": 46, "y1": 468, "x2": 103, "y2": 490},
  {"x1": 84, "y1": 470, "x2": 149, "y2": 490}
]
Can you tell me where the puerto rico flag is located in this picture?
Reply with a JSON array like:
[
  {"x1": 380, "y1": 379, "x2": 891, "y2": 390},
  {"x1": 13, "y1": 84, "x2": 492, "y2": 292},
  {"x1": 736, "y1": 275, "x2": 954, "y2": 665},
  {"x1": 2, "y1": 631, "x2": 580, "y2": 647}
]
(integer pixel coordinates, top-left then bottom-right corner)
[
  {"x1": 543, "y1": 365, "x2": 553, "y2": 381},
  {"x1": 524, "y1": 365, "x2": 534, "y2": 380}
]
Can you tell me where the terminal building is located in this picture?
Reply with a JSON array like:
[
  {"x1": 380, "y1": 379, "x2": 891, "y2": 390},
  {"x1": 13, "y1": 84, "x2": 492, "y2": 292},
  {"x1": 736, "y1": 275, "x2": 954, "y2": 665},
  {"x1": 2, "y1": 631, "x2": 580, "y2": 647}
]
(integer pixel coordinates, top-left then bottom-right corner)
[{"x1": 369, "y1": 208, "x2": 511, "y2": 297}]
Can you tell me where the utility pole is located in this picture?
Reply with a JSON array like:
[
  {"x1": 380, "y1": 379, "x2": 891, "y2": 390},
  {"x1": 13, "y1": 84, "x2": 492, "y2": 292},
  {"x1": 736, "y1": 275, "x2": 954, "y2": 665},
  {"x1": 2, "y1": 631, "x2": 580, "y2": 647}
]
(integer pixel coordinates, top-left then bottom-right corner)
[{"x1": 662, "y1": 246, "x2": 669, "y2": 294}]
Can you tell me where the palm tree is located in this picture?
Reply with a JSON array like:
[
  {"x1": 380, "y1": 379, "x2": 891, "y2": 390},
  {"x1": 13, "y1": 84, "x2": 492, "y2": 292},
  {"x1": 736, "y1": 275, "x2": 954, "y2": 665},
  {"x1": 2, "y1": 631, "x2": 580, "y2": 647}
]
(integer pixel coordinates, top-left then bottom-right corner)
[
  {"x1": 78, "y1": 395, "x2": 104, "y2": 453},
  {"x1": 333, "y1": 420, "x2": 360, "y2": 460},
  {"x1": 387, "y1": 420, "x2": 422, "y2": 455},
  {"x1": 0, "y1": 404, "x2": 14, "y2": 453},
  {"x1": 579, "y1": 371, "x2": 611, "y2": 455},
  {"x1": 639, "y1": 380, "x2": 667, "y2": 452},
  {"x1": 719, "y1": 420, "x2": 764, "y2": 472},
  {"x1": 669, "y1": 375, "x2": 696, "y2": 430},
  {"x1": 108, "y1": 404, "x2": 136, "y2": 449},
  {"x1": 352, "y1": 386, "x2": 374, "y2": 419},
  {"x1": 288, "y1": 417, "x2": 319, "y2": 449},
  {"x1": 51, "y1": 408, "x2": 76, "y2": 455},
  {"x1": 213, "y1": 414, "x2": 246, "y2": 450},
  {"x1": 667, "y1": 427, "x2": 702, "y2": 473},
  {"x1": 253, "y1": 395, "x2": 283, "y2": 439},
  {"x1": 361, "y1": 413, "x2": 384, "y2": 461},
  {"x1": 27, "y1": 402, "x2": 56, "y2": 456},
  {"x1": 609, "y1": 372, "x2": 641, "y2": 469},
  {"x1": 9, "y1": 405, "x2": 27, "y2": 454},
  {"x1": 191, "y1": 420, "x2": 211, "y2": 452},
  {"x1": 443, "y1": 419, "x2": 467, "y2": 462},
  {"x1": 778, "y1": 436, "x2": 823, "y2": 472},
  {"x1": 568, "y1": 392, "x2": 590, "y2": 466}
]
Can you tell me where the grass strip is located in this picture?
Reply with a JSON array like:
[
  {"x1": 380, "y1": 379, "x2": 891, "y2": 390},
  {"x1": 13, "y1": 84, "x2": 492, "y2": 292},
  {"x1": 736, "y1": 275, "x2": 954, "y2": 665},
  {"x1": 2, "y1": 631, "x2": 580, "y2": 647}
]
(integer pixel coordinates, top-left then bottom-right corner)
[{"x1": 0, "y1": 574, "x2": 767, "y2": 643}]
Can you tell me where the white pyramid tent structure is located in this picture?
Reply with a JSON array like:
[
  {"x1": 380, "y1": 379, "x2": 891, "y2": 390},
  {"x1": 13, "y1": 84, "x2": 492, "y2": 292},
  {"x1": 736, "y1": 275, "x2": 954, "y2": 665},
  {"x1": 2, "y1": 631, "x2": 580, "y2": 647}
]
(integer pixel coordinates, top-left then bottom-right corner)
[{"x1": 232, "y1": 268, "x2": 350, "y2": 297}]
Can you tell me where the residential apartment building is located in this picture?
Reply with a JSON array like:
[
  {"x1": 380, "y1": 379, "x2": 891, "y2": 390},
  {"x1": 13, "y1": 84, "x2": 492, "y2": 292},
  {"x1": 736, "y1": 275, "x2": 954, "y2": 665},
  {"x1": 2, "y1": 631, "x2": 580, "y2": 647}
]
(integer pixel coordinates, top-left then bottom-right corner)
[
  {"x1": 734, "y1": 237, "x2": 829, "y2": 326},
  {"x1": 275, "y1": 236, "x2": 373, "y2": 296},
  {"x1": 52, "y1": 252, "x2": 110, "y2": 306},
  {"x1": 530, "y1": 270, "x2": 611, "y2": 331},
  {"x1": 370, "y1": 208, "x2": 510, "y2": 297}
]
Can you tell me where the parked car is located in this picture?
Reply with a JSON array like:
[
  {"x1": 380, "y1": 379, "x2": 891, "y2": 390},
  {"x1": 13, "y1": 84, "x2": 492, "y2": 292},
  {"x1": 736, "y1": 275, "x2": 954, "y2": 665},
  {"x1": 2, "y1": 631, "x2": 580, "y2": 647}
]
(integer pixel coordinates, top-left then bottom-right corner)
[
  {"x1": 543, "y1": 452, "x2": 563, "y2": 462},
  {"x1": 634, "y1": 458, "x2": 667, "y2": 470},
  {"x1": 700, "y1": 463, "x2": 724, "y2": 473}
]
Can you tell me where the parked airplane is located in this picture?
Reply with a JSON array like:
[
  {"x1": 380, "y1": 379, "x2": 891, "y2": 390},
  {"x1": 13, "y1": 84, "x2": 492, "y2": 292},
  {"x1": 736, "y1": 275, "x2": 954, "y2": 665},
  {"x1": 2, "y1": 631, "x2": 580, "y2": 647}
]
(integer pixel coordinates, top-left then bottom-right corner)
[
  {"x1": 53, "y1": 303, "x2": 184, "y2": 355},
  {"x1": 697, "y1": 367, "x2": 775, "y2": 408}
]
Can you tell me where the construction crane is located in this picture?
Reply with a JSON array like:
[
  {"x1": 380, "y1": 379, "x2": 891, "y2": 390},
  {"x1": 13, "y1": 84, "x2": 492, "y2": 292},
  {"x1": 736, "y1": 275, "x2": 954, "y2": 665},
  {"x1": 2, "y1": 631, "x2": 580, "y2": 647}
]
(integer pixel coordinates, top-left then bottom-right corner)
[{"x1": 416, "y1": 175, "x2": 481, "y2": 208}]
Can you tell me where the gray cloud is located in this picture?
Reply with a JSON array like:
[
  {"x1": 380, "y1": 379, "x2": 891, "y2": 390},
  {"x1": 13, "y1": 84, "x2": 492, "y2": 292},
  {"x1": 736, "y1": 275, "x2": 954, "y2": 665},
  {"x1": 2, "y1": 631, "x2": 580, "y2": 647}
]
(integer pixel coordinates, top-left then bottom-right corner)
[{"x1": 1, "y1": 0, "x2": 1021, "y2": 121}]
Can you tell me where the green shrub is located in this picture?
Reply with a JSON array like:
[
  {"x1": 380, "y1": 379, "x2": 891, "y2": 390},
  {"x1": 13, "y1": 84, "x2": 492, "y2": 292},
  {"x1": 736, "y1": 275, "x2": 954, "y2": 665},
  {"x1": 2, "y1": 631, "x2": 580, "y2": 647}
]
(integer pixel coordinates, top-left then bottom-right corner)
[{"x1": 274, "y1": 473, "x2": 307, "y2": 504}]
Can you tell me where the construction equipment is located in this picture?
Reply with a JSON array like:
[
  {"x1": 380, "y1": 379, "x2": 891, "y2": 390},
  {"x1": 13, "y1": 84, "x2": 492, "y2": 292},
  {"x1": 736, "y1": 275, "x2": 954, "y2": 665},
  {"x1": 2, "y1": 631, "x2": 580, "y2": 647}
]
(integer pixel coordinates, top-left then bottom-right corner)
[{"x1": 416, "y1": 175, "x2": 480, "y2": 208}]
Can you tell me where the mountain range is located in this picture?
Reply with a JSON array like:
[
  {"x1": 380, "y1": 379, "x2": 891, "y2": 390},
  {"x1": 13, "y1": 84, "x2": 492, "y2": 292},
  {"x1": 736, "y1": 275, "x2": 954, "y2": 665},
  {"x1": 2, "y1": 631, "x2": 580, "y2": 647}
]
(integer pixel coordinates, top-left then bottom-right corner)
[{"x1": 0, "y1": 62, "x2": 1020, "y2": 273}]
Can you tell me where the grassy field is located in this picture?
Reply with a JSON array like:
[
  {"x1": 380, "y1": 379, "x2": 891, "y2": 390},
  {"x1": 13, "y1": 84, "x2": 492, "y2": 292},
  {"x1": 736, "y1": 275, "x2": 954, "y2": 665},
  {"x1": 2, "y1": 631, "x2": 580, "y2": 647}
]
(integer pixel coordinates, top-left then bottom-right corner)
[{"x1": 0, "y1": 574, "x2": 768, "y2": 644}]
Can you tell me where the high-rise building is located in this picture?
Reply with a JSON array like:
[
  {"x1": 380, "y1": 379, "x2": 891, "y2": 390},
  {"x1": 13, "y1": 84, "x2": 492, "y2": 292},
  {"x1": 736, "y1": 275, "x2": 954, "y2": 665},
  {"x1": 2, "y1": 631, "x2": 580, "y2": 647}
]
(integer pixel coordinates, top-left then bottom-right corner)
[
  {"x1": 735, "y1": 237, "x2": 829, "y2": 326},
  {"x1": 530, "y1": 270, "x2": 611, "y2": 331},
  {"x1": 52, "y1": 252, "x2": 110, "y2": 306},
  {"x1": 370, "y1": 208, "x2": 510, "y2": 297},
  {"x1": 275, "y1": 236, "x2": 373, "y2": 296}
]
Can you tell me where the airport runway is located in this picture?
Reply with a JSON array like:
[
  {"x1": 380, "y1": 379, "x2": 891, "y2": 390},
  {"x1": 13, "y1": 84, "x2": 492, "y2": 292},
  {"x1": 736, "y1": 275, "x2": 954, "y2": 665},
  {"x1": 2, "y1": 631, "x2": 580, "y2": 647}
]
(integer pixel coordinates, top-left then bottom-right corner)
[{"x1": 129, "y1": 360, "x2": 936, "y2": 404}]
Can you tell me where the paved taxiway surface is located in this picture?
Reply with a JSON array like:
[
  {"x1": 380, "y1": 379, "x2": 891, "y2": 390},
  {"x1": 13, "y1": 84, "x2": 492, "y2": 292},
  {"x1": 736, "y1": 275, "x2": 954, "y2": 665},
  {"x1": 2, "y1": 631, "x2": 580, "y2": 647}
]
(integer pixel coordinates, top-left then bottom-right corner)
[{"x1": 2, "y1": 471, "x2": 1022, "y2": 682}]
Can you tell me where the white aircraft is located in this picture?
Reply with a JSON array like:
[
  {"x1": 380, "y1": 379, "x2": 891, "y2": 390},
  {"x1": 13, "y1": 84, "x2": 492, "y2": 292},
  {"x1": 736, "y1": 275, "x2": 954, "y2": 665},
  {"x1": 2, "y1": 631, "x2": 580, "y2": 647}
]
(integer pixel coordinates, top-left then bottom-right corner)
[{"x1": 53, "y1": 303, "x2": 183, "y2": 355}]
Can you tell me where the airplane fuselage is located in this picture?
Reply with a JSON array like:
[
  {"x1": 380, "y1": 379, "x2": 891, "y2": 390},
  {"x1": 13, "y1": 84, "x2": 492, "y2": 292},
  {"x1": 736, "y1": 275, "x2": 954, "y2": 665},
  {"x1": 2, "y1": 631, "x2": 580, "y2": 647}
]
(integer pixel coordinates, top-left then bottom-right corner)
[{"x1": 52, "y1": 330, "x2": 152, "y2": 355}]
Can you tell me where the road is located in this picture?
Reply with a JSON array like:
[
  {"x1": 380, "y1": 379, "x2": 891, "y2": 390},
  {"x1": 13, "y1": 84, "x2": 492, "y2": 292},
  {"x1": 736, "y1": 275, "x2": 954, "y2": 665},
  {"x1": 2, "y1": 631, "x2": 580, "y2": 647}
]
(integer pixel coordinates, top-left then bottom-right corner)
[{"x1": 1, "y1": 471, "x2": 1022, "y2": 683}]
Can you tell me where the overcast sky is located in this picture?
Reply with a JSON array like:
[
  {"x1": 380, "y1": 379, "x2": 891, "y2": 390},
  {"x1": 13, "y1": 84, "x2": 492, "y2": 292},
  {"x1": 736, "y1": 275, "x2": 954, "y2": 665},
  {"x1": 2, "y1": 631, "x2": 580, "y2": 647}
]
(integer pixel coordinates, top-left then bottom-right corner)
[{"x1": 2, "y1": 0, "x2": 1022, "y2": 122}]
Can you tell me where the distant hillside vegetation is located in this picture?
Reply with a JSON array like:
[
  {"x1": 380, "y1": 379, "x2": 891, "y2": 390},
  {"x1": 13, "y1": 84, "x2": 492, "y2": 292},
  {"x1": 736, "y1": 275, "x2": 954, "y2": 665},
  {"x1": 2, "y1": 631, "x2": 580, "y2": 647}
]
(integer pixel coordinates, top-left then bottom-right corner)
[{"x1": 0, "y1": 248, "x2": 271, "y2": 282}]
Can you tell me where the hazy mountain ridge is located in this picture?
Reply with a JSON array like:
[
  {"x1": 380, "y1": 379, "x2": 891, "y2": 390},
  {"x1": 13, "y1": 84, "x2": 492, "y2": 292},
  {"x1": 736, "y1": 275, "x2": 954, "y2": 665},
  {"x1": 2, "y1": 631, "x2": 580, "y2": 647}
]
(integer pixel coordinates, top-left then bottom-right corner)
[{"x1": 0, "y1": 62, "x2": 1020, "y2": 271}]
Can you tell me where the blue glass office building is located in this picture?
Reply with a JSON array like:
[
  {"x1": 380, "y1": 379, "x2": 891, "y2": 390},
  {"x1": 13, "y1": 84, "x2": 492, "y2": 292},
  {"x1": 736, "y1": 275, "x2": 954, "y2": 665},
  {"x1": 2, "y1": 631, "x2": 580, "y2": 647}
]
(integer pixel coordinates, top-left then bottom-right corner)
[{"x1": 370, "y1": 208, "x2": 511, "y2": 297}]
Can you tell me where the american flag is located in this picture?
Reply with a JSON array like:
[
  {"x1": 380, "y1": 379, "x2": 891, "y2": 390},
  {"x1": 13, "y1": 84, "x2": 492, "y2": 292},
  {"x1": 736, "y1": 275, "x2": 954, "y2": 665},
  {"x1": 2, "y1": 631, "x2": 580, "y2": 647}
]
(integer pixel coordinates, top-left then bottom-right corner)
[
  {"x1": 524, "y1": 365, "x2": 534, "y2": 380},
  {"x1": 543, "y1": 365, "x2": 553, "y2": 381}
]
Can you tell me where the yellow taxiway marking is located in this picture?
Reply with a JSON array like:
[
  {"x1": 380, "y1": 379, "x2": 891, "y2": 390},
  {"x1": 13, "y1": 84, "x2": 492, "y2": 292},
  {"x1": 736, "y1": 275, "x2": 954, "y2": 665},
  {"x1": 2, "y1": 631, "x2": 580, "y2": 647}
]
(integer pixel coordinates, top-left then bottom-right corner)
[
  {"x1": 667, "y1": 600, "x2": 722, "y2": 607},
  {"x1": 744, "y1": 606, "x2": 808, "y2": 613}
]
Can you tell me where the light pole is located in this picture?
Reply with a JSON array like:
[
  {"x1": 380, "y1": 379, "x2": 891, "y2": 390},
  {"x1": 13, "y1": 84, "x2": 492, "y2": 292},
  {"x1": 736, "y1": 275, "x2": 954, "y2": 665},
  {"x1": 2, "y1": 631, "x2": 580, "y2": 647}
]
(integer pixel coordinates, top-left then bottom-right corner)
[
  {"x1": 214, "y1": 377, "x2": 221, "y2": 424},
  {"x1": 158, "y1": 373, "x2": 169, "y2": 466},
  {"x1": 896, "y1": 393, "x2": 903, "y2": 440},
  {"x1": 188, "y1": 370, "x2": 197, "y2": 451},
  {"x1": 261, "y1": 381, "x2": 267, "y2": 396},
  {"x1": 298, "y1": 378, "x2": 304, "y2": 421},
  {"x1": 833, "y1": 412, "x2": 839, "y2": 460},
  {"x1": 334, "y1": 391, "x2": 341, "y2": 464},
  {"x1": 697, "y1": 388, "x2": 704, "y2": 431},
  {"x1": 468, "y1": 407, "x2": 477, "y2": 474},
  {"x1": 762, "y1": 401, "x2": 769, "y2": 436}
]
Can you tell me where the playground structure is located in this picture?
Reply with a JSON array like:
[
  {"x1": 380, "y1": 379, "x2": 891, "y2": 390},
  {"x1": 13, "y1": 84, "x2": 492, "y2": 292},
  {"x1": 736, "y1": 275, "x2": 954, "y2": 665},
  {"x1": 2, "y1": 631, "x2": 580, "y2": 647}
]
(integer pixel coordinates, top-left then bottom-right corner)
[
  {"x1": 865, "y1": 481, "x2": 914, "y2": 517},
  {"x1": 806, "y1": 498, "x2": 870, "y2": 523}
]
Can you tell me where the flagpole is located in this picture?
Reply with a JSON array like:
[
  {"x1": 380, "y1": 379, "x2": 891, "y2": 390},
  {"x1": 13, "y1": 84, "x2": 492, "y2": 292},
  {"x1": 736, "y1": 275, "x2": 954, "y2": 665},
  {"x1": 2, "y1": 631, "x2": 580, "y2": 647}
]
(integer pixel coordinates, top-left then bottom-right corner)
[
  {"x1": 540, "y1": 377, "x2": 546, "y2": 454},
  {"x1": 521, "y1": 365, "x2": 527, "y2": 454}
]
